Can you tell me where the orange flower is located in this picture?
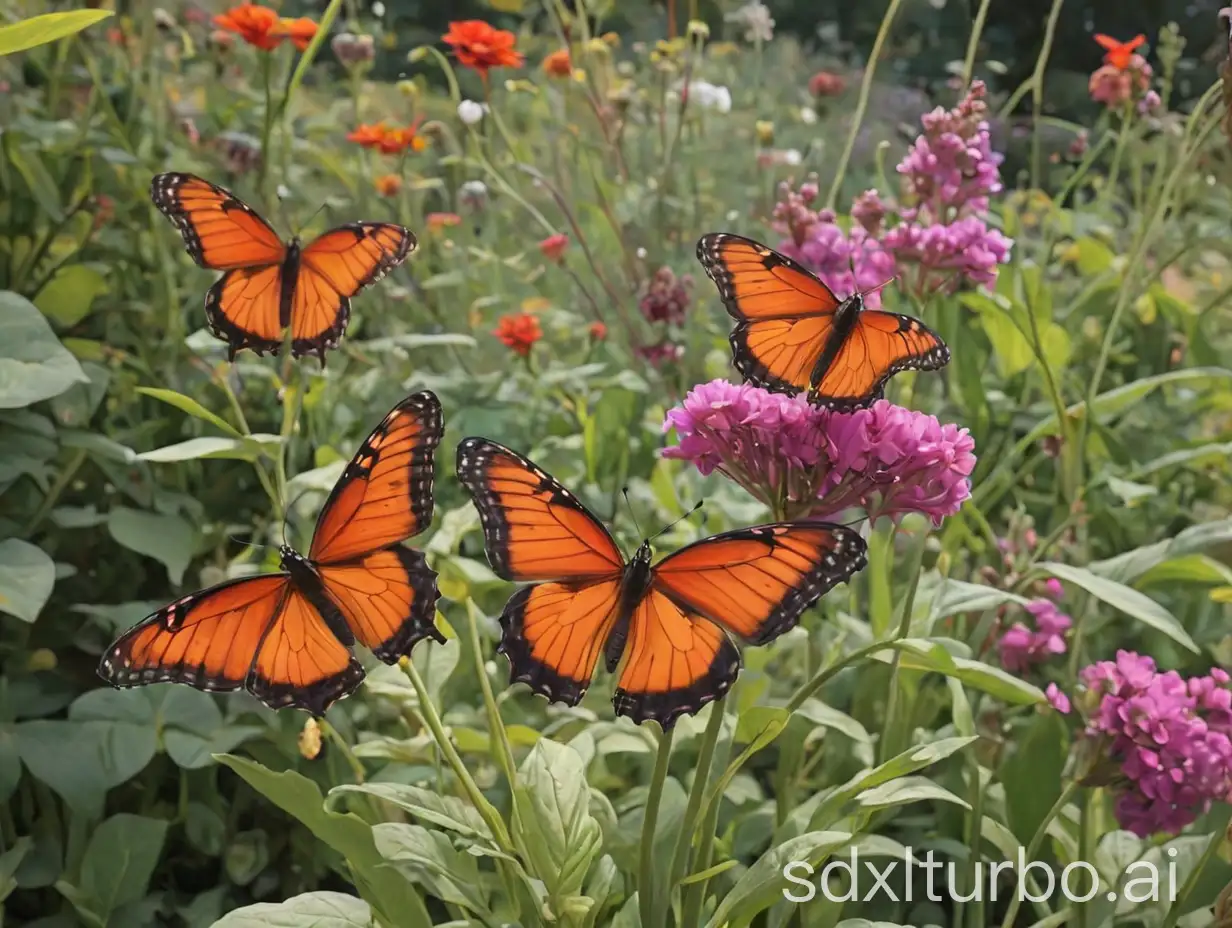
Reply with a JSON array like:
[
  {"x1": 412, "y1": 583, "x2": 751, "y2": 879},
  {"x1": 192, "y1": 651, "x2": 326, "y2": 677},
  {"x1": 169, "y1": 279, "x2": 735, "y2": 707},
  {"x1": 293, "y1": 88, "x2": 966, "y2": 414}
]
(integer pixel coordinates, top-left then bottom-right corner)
[
  {"x1": 213, "y1": 3, "x2": 282, "y2": 50},
  {"x1": 273, "y1": 16, "x2": 318, "y2": 51},
  {"x1": 1095, "y1": 33, "x2": 1146, "y2": 71},
  {"x1": 426, "y1": 212, "x2": 462, "y2": 232},
  {"x1": 375, "y1": 174, "x2": 402, "y2": 197},
  {"x1": 588, "y1": 321, "x2": 607, "y2": 341},
  {"x1": 494, "y1": 312, "x2": 542, "y2": 356},
  {"x1": 542, "y1": 48, "x2": 572, "y2": 78},
  {"x1": 539, "y1": 233, "x2": 568, "y2": 262},
  {"x1": 347, "y1": 121, "x2": 428, "y2": 154},
  {"x1": 442, "y1": 20, "x2": 524, "y2": 76}
]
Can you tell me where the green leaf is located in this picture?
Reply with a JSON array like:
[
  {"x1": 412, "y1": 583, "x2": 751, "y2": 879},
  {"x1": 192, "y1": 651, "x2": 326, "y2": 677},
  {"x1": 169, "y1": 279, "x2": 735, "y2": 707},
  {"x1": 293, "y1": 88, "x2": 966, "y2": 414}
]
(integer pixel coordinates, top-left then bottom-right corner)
[
  {"x1": 363, "y1": 333, "x2": 478, "y2": 351},
  {"x1": 873, "y1": 638, "x2": 1045, "y2": 704},
  {"x1": 330, "y1": 782, "x2": 492, "y2": 842},
  {"x1": 511, "y1": 738, "x2": 603, "y2": 899},
  {"x1": 0, "y1": 10, "x2": 112, "y2": 55},
  {"x1": 14, "y1": 718, "x2": 153, "y2": 818},
  {"x1": 968, "y1": 293, "x2": 1034, "y2": 377},
  {"x1": 1090, "y1": 518, "x2": 1232, "y2": 585},
  {"x1": 1000, "y1": 712, "x2": 1067, "y2": 844},
  {"x1": 928, "y1": 578, "x2": 1030, "y2": 619},
  {"x1": 136, "y1": 387, "x2": 243, "y2": 438},
  {"x1": 210, "y1": 891, "x2": 372, "y2": 927},
  {"x1": 107, "y1": 507, "x2": 197, "y2": 585},
  {"x1": 0, "y1": 538, "x2": 55, "y2": 622},
  {"x1": 0, "y1": 291, "x2": 88, "y2": 408},
  {"x1": 855, "y1": 775, "x2": 971, "y2": 811},
  {"x1": 1037, "y1": 562, "x2": 1197, "y2": 652},
  {"x1": 702, "y1": 831, "x2": 852, "y2": 928},
  {"x1": 372, "y1": 823, "x2": 491, "y2": 916},
  {"x1": 158, "y1": 687, "x2": 262, "y2": 769},
  {"x1": 0, "y1": 838, "x2": 32, "y2": 903},
  {"x1": 1136, "y1": 554, "x2": 1232, "y2": 589},
  {"x1": 137, "y1": 435, "x2": 280, "y2": 463},
  {"x1": 71, "y1": 814, "x2": 168, "y2": 923},
  {"x1": 216, "y1": 756, "x2": 432, "y2": 928},
  {"x1": 34, "y1": 265, "x2": 109, "y2": 329}
]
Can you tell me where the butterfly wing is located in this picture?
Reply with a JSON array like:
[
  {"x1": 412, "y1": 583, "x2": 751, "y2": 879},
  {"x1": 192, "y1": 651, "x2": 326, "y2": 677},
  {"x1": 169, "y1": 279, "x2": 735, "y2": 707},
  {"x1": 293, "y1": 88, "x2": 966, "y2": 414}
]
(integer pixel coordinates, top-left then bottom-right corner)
[
  {"x1": 150, "y1": 172, "x2": 286, "y2": 270},
  {"x1": 291, "y1": 223, "x2": 417, "y2": 360},
  {"x1": 307, "y1": 392, "x2": 444, "y2": 660},
  {"x1": 98, "y1": 574, "x2": 364, "y2": 715},
  {"x1": 204, "y1": 265, "x2": 285, "y2": 358},
  {"x1": 810, "y1": 309, "x2": 950, "y2": 410},
  {"x1": 697, "y1": 232, "x2": 839, "y2": 395},
  {"x1": 455, "y1": 438, "x2": 626, "y2": 707},
  {"x1": 455, "y1": 438, "x2": 625, "y2": 581},
  {"x1": 651, "y1": 522, "x2": 868, "y2": 645},
  {"x1": 612, "y1": 589, "x2": 740, "y2": 730}
]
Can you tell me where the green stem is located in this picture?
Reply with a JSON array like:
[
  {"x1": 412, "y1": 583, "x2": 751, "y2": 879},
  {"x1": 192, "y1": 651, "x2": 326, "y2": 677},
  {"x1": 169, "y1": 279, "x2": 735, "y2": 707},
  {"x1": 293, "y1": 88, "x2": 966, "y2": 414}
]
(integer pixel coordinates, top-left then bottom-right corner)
[
  {"x1": 1160, "y1": 821, "x2": 1227, "y2": 928},
  {"x1": 679, "y1": 734, "x2": 733, "y2": 928},
  {"x1": 23, "y1": 449, "x2": 87, "y2": 537},
  {"x1": 961, "y1": 0, "x2": 993, "y2": 87},
  {"x1": 402, "y1": 660, "x2": 515, "y2": 853},
  {"x1": 998, "y1": 780, "x2": 1081, "y2": 928},
  {"x1": 318, "y1": 719, "x2": 365, "y2": 783},
  {"x1": 640, "y1": 725, "x2": 675, "y2": 928},
  {"x1": 466, "y1": 599, "x2": 517, "y2": 784},
  {"x1": 668, "y1": 698, "x2": 725, "y2": 893},
  {"x1": 786, "y1": 638, "x2": 902, "y2": 713},
  {"x1": 258, "y1": 51, "x2": 275, "y2": 197},
  {"x1": 1028, "y1": 0, "x2": 1065, "y2": 190},
  {"x1": 878, "y1": 526, "x2": 929, "y2": 763},
  {"x1": 825, "y1": 0, "x2": 903, "y2": 209}
]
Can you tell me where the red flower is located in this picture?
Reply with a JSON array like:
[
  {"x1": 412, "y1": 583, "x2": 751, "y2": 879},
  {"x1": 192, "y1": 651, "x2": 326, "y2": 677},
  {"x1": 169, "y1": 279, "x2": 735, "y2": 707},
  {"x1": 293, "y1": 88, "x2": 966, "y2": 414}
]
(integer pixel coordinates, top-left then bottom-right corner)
[
  {"x1": 539, "y1": 233, "x2": 568, "y2": 262},
  {"x1": 375, "y1": 174, "x2": 402, "y2": 197},
  {"x1": 426, "y1": 212, "x2": 462, "y2": 232},
  {"x1": 494, "y1": 312, "x2": 542, "y2": 356},
  {"x1": 808, "y1": 70, "x2": 845, "y2": 97},
  {"x1": 273, "y1": 16, "x2": 318, "y2": 51},
  {"x1": 543, "y1": 48, "x2": 572, "y2": 78},
  {"x1": 588, "y1": 321, "x2": 607, "y2": 341},
  {"x1": 443, "y1": 20, "x2": 524, "y2": 76},
  {"x1": 213, "y1": 3, "x2": 282, "y2": 50},
  {"x1": 1095, "y1": 33, "x2": 1146, "y2": 71}
]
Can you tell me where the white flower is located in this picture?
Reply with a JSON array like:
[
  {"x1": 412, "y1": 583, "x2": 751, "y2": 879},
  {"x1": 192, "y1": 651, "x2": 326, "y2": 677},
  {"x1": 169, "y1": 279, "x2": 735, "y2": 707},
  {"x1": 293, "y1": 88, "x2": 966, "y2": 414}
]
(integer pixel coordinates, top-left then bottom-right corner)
[
  {"x1": 781, "y1": 149, "x2": 802, "y2": 165},
  {"x1": 685, "y1": 80, "x2": 732, "y2": 114},
  {"x1": 371, "y1": 0, "x2": 385, "y2": 15},
  {"x1": 724, "y1": 0, "x2": 774, "y2": 43},
  {"x1": 799, "y1": 105, "x2": 817, "y2": 124},
  {"x1": 457, "y1": 100, "x2": 488, "y2": 125},
  {"x1": 276, "y1": 184, "x2": 291, "y2": 199},
  {"x1": 636, "y1": 247, "x2": 647, "y2": 259}
]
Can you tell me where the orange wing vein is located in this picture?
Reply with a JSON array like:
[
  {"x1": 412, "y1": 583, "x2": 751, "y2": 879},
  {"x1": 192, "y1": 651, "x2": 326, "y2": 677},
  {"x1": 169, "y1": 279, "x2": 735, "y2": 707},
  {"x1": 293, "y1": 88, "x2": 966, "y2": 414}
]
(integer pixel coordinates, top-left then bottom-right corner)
[
  {"x1": 612, "y1": 589, "x2": 741, "y2": 730},
  {"x1": 455, "y1": 438, "x2": 625, "y2": 582},
  {"x1": 150, "y1": 172, "x2": 285, "y2": 270},
  {"x1": 310, "y1": 391, "x2": 442, "y2": 565},
  {"x1": 652, "y1": 523, "x2": 868, "y2": 645},
  {"x1": 497, "y1": 579, "x2": 622, "y2": 707},
  {"x1": 291, "y1": 223, "x2": 417, "y2": 361},
  {"x1": 97, "y1": 574, "x2": 364, "y2": 715}
]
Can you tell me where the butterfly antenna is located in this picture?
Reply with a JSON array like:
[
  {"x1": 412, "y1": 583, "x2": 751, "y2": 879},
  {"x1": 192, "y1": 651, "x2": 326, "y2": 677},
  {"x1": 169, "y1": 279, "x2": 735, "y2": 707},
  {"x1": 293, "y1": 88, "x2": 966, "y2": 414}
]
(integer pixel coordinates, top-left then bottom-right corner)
[
  {"x1": 858, "y1": 276, "x2": 897, "y2": 298},
  {"x1": 621, "y1": 487, "x2": 645, "y2": 540},
  {"x1": 228, "y1": 534, "x2": 271, "y2": 552},
  {"x1": 647, "y1": 500, "x2": 705, "y2": 544}
]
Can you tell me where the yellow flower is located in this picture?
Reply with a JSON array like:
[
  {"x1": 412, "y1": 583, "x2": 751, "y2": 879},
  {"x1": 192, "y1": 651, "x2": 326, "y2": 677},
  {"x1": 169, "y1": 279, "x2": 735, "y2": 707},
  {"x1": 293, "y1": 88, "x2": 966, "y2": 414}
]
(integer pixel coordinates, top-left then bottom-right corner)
[
  {"x1": 298, "y1": 718, "x2": 322, "y2": 759},
  {"x1": 755, "y1": 120, "x2": 775, "y2": 145}
]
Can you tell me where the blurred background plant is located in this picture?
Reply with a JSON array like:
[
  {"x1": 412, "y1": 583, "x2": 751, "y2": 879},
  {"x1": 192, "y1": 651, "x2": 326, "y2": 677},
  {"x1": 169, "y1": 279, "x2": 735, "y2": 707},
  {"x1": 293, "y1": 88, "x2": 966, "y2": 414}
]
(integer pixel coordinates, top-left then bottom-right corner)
[{"x1": 6, "y1": 0, "x2": 1232, "y2": 926}]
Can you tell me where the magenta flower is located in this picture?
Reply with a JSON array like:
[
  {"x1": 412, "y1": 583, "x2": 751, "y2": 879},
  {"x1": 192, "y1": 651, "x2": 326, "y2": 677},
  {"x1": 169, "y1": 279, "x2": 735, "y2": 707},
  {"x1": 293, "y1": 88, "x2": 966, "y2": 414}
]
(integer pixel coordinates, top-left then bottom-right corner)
[
  {"x1": 1044, "y1": 578, "x2": 1065, "y2": 600},
  {"x1": 1046, "y1": 683, "x2": 1071, "y2": 714},
  {"x1": 998, "y1": 599, "x2": 1072, "y2": 673},
  {"x1": 1075, "y1": 651, "x2": 1232, "y2": 837},
  {"x1": 879, "y1": 216, "x2": 1011, "y2": 293},
  {"x1": 662, "y1": 381, "x2": 974, "y2": 525},
  {"x1": 777, "y1": 219, "x2": 897, "y2": 310},
  {"x1": 640, "y1": 267, "x2": 694, "y2": 325}
]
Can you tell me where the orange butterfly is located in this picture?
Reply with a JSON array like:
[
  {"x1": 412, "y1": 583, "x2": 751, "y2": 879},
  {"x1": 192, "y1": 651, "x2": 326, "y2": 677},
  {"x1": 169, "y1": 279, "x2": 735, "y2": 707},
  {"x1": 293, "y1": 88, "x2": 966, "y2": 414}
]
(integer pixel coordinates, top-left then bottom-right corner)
[
  {"x1": 150, "y1": 172, "x2": 415, "y2": 363},
  {"x1": 1094, "y1": 33, "x2": 1145, "y2": 71},
  {"x1": 696, "y1": 233, "x2": 949, "y2": 410},
  {"x1": 456, "y1": 438, "x2": 867, "y2": 729},
  {"x1": 98, "y1": 392, "x2": 445, "y2": 715}
]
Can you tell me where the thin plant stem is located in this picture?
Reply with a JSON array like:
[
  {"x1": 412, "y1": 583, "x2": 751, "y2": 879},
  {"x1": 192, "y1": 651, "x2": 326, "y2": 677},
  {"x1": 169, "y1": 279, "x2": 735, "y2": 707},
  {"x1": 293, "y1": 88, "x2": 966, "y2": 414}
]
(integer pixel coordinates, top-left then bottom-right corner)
[
  {"x1": 318, "y1": 719, "x2": 365, "y2": 783},
  {"x1": 465, "y1": 599, "x2": 517, "y2": 784},
  {"x1": 679, "y1": 733, "x2": 733, "y2": 928},
  {"x1": 962, "y1": 0, "x2": 994, "y2": 87},
  {"x1": 786, "y1": 638, "x2": 903, "y2": 713},
  {"x1": 668, "y1": 698, "x2": 725, "y2": 893},
  {"x1": 998, "y1": 780, "x2": 1081, "y2": 928},
  {"x1": 878, "y1": 526, "x2": 929, "y2": 763},
  {"x1": 1028, "y1": 0, "x2": 1065, "y2": 190},
  {"x1": 825, "y1": 0, "x2": 903, "y2": 210},
  {"x1": 640, "y1": 725, "x2": 675, "y2": 928}
]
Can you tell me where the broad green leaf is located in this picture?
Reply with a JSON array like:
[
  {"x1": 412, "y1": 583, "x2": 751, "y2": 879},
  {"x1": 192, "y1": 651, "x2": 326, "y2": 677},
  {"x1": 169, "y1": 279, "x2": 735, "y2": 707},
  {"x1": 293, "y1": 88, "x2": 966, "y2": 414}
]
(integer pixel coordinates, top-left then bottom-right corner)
[
  {"x1": 35, "y1": 265, "x2": 109, "y2": 328},
  {"x1": 14, "y1": 718, "x2": 152, "y2": 818},
  {"x1": 1090, "y1": 518, "x2": 1232, "y2": 584},
  {"x1": 216, "y1": 756, "x2": 431, "y2": 928},
  {"x1": 0, "y1": 539, "x2": 55, "y2": 622},
  {"x1": 210, "y1": 891, "x2": 371, "y2": 927},
  {"x1": 137, "y1": 434, "x2": 279, "y2": 463},
  {"x1": 158, "y1": 687, "x2": 262, "y2": 768},
  {"x1": 107, "y1": 507, "x2": 197, "y2": 585},
  {"x1": 1135, "y1": 554, "x2": 1232, "y2": 589},
  {"x1": 1129, "y1": 441, "x2": 1232, "y2": 480},
  {"x1": 971, "y1": 297, "x2": 1033, "y2": 376},
  {"x1": 136, "y1": 387, "x2": 242, "y2": 437},
  {"x1": 873, "y1": 638, "x2": 1045, "y2": 704},
  {"x1": 330, "y1": 782, "x2": 492, "y2": 842},
  {"x1": 855, "y1": 775, "x2": 970, "y2": 811},
  {"x1": 0, "y1": 291, "x2": 88, "y2": 408},
  {"x1": 1000, "y1": 712, "x2": 1067, "y2": 844},
  {"x1": 71, "y1": 814, "x2": 168, "y2": 923},
  {"x1": 703, "y1": 831, "x2": 852, "y2": 928},
  {"x1": 512, "y1": 738, "x2": 603, "y2": 900},
  {"x1": 810, "y1": 737, "x2": 977, "y2": 828},
  {"x1": 373, "y1": 823, "x2": 491, "y2": 915},
  {"x1": 1037, "y1": 562, "x2": 1197, "y2": 652},
  {"x1": 0, "y1": 10, "x2": 112, "y2": 55},
  {"x1": 928, "y1": 578, "x2": 1029, "y2": 619}
]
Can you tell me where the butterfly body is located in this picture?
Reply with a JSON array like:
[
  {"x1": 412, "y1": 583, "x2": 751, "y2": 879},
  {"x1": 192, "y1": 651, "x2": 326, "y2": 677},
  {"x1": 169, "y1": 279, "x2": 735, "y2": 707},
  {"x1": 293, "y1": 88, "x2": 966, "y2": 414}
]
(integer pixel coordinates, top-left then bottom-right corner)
[
  {"x1": 458, "y1": 437, "x2": 868, "y2": 729},
  {"x1": 99, "y1": 392, "x2": 445, "y2": 715},
  {"x1": 698, "y1": 233, "x2": 949, "y2": 409},
  {"x1": 151, "y1": 173, "x2": 416, "y2": 363}
]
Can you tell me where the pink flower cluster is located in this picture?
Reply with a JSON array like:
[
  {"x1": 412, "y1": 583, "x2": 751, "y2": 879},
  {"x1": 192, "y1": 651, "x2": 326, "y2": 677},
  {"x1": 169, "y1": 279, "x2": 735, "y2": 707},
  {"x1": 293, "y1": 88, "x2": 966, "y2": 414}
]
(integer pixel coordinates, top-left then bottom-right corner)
[
  {"x1": 998, "y1": 599, "x2": 1072, "y2": 673},
  {"x1": 1075, "y1": 652, "x2": 1232, "y2": 837},
  {"x1": 661, "y1": 380, "x2": 975, "y2": 526},
  {"x1": 771, "y1": 82, "x2": 1012, "y2": 301}
]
